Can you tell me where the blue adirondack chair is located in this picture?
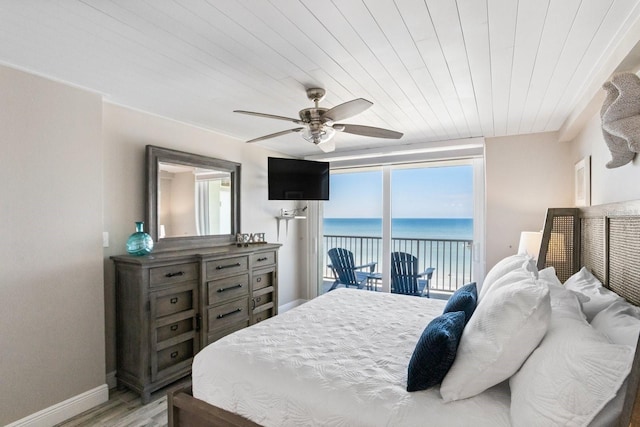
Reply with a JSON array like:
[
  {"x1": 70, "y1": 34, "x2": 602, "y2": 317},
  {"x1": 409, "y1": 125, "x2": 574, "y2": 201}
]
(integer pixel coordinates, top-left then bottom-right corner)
[
  {"x1": 327, "y1": 248, "x2": 377, "y2": 291},
  {"x1": 390, "y1": 251, "x2": 434, "y2": 297}
]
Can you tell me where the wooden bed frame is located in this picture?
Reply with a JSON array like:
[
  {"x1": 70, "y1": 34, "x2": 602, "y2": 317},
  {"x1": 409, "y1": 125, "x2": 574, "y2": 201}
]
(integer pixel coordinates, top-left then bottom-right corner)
[
  {"x1": 168, "y1": 384, "x2": 259, "y2": 427},
  {"x1": 168, "y1": 200, "x2": 640, "y2": 427}
]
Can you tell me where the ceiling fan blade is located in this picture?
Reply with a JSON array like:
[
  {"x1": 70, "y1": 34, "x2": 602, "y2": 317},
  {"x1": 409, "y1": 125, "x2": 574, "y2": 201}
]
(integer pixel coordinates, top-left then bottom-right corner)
[
  {"x1": 234, "y1": 110, "x2": 303, "y2": 124},
  {"x1": 246, "y1": 128, "x2": 304, "y2": 143},
  {"x1": 316, "y1": 139, "x2": 336, "y2": 153},
  {"x1": 322, "y1": 98, "x2": 372, "y2": 122},
  {"x1": 338, "y1": 124, "x2": 403, "y2": 139}
]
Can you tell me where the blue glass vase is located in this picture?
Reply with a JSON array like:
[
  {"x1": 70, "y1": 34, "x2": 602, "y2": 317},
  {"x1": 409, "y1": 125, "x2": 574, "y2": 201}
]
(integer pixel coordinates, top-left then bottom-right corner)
[{"x1": 126, "y1": 221, "x2": 154, "y2": 256}]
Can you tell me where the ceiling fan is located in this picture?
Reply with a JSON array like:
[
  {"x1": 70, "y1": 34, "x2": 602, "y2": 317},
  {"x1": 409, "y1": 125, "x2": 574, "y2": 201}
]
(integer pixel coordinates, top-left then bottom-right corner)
[{"x1": 234, "y1": 88, "x2": 403, "y2": 153}]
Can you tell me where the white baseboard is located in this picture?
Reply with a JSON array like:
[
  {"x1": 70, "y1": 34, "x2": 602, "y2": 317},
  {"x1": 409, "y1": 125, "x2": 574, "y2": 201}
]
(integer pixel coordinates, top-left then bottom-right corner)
[
  {"x1": 6, "y1": 384, "x2": 109, "y2": 427},
  {"x1": 279, "y1": 298, "x2": 306, "y2": 313}
]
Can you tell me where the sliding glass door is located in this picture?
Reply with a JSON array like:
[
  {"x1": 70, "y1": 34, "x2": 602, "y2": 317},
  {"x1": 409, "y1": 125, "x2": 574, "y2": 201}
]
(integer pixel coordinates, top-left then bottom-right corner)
[
  {"x1": 390, "y1": 164, "x2": 474, "y2": 295},
  {"x1": 322, "y1": 168, "x2": 382, "y2": 294},
  {"x1": 320, "y1": 161, "x2": 477, "y2": 296}
]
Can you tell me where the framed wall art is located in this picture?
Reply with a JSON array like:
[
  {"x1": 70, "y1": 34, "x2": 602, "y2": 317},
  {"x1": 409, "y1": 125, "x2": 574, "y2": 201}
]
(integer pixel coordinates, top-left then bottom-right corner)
[{"x1": 574, "y1": 156, "x2": 591, "y2": 207}]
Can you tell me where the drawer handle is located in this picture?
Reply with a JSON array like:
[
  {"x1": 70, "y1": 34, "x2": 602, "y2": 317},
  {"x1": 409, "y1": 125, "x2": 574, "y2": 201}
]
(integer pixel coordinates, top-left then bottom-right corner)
[
  {"x1": 256, "y1": 277, "x2": 262, "y2": 283},
  {"x1": 256, "y1": 296, "x2": 262, "y2": 303},
  {"x1": 170, "y1": 324, "x2": 179, "y2": 331},
  {"x1": 165, "y1": 271, "x2": 185, "y2": 278},
  {"x1": 216, "y1": 262, "x2": 241, "y2": 270},
  {"x1": 257, "y1": 257, "x2": 268, "y2": 262},
  {"x1": 217, "y1": 284, "x2": 242, "y2": 293},
  {"x1": 170, "y1": 351, "x2": 179, "y2": 359},
  {"x1": 217, "y1": 308, "x2": 242, "y2": 319},
  {"x1": 170, "y1": 297, "x2": 178, "y2": 304}
]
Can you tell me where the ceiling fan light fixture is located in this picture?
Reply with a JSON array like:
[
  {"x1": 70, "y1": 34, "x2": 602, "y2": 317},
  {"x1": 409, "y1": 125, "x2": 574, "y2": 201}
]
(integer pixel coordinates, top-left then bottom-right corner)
[
  {"x1": 301, "y1": 125, "x2": 335, "y2": 145},
  {"x1": 235, "y1": 88, "x2": 401, "y2": 152}
]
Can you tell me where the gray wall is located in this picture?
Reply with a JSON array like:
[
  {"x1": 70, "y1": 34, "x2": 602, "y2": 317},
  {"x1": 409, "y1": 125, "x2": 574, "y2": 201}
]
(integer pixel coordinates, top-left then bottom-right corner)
[
  {"x1": 101, "y1": 103, "x2": 304, "y2": 380},
  {"x1": 485, "y1": 132, "x2": 574, "y2": 270},
  {"x1": 0, "y1": 65, "x2": 105, "y2": 424},
  {"x1": 484, "y1": 106, "x2": 640, "y2": 273},
  {"x1": 0, "y1": 63, "x2": 304, "y2": 424},
  {"x1": 570, "y1": 106, "x2": 640, "y2": 205}
]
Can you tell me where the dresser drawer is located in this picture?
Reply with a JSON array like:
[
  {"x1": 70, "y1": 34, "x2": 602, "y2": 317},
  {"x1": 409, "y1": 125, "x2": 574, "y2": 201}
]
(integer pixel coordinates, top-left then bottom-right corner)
[
  {"x1": 155, "y1": 289, "x2": 194, "y2": 318},
  {"x1": 208, "y1": 297, "x2": 249, "y2": 331},
  {"x1": 206, "y1": 320, "x2": 249, "y2": 345},
  {"x1": 206, "y1": 256, "x2": 249, "y2": 278},
  {"x1": 157, "y1": 339, "x2": 194, "y2": 373},
  {"x1": 156, "y1": 317, "x2": 193, "y2": 343},
  {"x1": 252, "y1": 288, "x2": 273, "y2": 310},
  {"x1": 207, "y1": 274, "x2": 249, "y2": 305},
  {"x1": 253, "y1": 304, "x2": 275, "y2": 324},
  {"x1": 149, "y1": 263, "x2": 198, "y2": 288},
  {"x1": 251, "y1": 251, "x2": 276, "y2": 267},
  {"x1": 253, "y1": 270, "x2": 273, "y2": 291}
]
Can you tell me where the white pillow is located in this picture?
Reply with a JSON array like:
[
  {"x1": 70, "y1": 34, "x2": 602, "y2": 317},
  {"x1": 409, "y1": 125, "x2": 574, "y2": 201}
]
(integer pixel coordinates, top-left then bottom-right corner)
[
  {"x1": 483, "y1": 260, "x2": 537, "y2": 297},
  {"x1": 479, "y1": 254, "x2": 532, "y2": 300},
  {"x1": 538, "y1": 266, "x2": 562, "y2": 287},
  {"x1": 547, "y1": 283, "x2": 585, "y2": 318},
  {"x1": 589, "y1": 300, "x2": 640, "y2": 426},
  {"x1": 541, "y1": 268, "x2": 589, "y2": 321},
  {"x1": 589, "y1": 379, "x2": 628, "y2": 427},
  {"x1": 564, "y1": 267, "x2": 623, "y2": 321},
  {"x1": 591, "y1": 299, "x2": 640, "y2": 347},
  {"x1": 440, "y1": 270, "x2": 551, "y2": 401},
  {"x1": 509, "y1": 291, "x2": 634, "y2": 427},
  {"x1": 564, "y1": 266, "x2": 601, "y2": 292}
]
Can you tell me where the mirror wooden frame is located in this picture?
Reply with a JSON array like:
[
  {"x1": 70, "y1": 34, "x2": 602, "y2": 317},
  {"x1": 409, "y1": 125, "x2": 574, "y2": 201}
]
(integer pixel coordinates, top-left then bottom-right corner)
[{"x1": 145, "y1": 145, "x2": 241, "y2": 252}]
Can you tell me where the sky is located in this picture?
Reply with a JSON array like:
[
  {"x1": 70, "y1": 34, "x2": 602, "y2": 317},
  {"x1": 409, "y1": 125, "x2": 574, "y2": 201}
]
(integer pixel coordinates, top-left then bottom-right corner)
[{"x1": 324, "y1": 165, "x2": 474, "y2": 219}]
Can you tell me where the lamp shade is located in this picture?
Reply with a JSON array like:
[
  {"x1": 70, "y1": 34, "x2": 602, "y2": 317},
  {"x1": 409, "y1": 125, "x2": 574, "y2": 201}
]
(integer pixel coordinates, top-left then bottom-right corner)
[
  {"x1": 518, "y1": 231, "x2": 542, "y2": 259},
  {"x1": 548, "y1": 232, "x2": 567, "y2": 262}
]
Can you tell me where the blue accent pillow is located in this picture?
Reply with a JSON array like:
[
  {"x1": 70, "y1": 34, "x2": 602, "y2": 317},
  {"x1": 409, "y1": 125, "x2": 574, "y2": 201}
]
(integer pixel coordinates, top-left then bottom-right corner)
[
  {"x1": 443, "y1": 282, "x2": 477, "y2": 324},
  {"x1": 407, "y1": 311, "x2": 466, "y2": 392}
]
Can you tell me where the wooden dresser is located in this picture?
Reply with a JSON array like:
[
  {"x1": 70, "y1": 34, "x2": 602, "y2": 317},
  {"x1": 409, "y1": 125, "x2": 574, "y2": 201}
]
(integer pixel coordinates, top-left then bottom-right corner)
[{"x1": 111, "y1": 243, "x2": 280, "y2": 403}]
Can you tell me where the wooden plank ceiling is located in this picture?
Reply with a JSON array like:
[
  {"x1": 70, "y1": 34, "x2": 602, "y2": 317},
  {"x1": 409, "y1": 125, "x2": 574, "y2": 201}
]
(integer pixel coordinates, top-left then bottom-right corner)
[{"x1": 0, "y1": 0, "x2": 639, "y2": 157}]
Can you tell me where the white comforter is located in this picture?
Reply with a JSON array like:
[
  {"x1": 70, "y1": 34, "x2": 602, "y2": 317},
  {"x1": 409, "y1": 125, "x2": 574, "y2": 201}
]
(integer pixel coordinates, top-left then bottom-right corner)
[{"x1": 192, "y1": 288, "x2": 511, "y2": 426}]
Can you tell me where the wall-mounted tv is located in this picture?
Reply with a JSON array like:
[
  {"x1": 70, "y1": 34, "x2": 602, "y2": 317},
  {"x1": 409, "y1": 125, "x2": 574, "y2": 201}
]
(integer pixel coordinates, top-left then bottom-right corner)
[{"x1": 268, "y1": 157, "x2": 330, "y2": 200}]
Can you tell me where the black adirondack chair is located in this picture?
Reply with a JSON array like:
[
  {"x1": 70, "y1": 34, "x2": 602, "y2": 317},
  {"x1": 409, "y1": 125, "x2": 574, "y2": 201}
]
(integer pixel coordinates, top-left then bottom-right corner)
[
  {"x1": 327, "y1": 248, "x2": 377, "y2": 291},
  {"x1": 390, "y1": 251, "x2": 434, "y2": 297}
]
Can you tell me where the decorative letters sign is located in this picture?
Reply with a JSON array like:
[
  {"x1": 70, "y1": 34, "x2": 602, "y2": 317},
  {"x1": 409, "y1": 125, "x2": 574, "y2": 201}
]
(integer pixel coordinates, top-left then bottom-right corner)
[{"x1": 236, "y1": 232, "x2": 266, "y2": 246}]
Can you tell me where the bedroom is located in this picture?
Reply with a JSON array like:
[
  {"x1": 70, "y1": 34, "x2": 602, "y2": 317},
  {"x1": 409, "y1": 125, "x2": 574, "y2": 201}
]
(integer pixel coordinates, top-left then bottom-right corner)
[{"x1": 2, "y1": 1, "x2": 640, "y2": 425}]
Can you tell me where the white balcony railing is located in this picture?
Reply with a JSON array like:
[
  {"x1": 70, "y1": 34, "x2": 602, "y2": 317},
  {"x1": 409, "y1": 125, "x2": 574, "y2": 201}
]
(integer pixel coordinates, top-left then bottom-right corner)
[{"x1": 323, "y1": 235, "x2": 474, "y2": 293}]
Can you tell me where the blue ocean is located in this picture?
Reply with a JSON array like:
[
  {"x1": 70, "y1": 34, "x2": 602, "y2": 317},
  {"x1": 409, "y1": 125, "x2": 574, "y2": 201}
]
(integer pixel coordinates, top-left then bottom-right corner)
[{"x1": 323, "y1": 218, "x2": 473, "y2": 240}]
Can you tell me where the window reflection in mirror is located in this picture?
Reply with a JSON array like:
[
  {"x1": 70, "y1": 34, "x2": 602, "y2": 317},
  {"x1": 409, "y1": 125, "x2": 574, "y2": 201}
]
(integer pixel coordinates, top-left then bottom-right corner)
[
  {"x1": 146, "y1": 145, "x2": 240, "y2": 251},
  {"x1": 158, "y1": 162, "x2": 232, "y2": 238}
]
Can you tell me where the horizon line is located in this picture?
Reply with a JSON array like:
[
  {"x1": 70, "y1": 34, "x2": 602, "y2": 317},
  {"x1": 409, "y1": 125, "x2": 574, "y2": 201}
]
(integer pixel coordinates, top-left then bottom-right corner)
[{"x1": 324, "y1": 217, "x2": 473, "y2": 220}]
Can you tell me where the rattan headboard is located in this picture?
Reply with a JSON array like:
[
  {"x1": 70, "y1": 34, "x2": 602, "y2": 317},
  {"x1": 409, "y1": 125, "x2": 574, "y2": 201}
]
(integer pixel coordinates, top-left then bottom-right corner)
[
  {"x1": 538, "y1": 200, "x2": 640, "y2": 426},
  {"x1": 538, "y1": 200, "x2": 640, "y2": 306}
]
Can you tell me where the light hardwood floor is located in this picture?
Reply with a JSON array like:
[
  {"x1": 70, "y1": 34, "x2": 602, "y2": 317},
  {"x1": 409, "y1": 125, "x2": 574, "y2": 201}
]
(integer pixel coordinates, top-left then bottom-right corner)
[{"x1": 54, "y1": 381, "x2": 187, "y2": 427}]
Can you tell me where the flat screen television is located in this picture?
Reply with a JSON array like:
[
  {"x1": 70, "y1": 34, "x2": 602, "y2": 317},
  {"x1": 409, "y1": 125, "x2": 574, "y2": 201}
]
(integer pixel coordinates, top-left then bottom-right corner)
[{"x1": 268, "y1": 157, "x2": 330, "y2": 200}]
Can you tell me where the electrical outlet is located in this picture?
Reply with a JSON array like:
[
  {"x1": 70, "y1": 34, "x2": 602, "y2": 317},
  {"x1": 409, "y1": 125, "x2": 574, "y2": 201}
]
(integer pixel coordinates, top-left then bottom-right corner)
[{"x1": 102, "y1": 231, "x2": 109, "y2": 248}]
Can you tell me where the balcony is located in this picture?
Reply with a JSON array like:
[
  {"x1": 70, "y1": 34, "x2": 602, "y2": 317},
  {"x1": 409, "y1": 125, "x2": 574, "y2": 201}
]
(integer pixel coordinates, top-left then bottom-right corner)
[{"x1": 322, "y1": 234, "x2": 474, "y2": 295}]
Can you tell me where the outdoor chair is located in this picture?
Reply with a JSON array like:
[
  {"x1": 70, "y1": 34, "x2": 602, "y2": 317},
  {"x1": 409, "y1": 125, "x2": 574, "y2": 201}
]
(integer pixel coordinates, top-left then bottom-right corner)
[
  {"x1": 390, "y1": 251, "x2": 435, "y2": 297},
  {"x1": 327, "y1": 248, "x2": 377, "y2": 291}
]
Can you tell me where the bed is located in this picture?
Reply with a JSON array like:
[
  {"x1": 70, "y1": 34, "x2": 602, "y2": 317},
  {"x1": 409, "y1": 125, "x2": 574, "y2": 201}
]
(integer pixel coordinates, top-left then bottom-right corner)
[{"x1": 168, "y1": 201, "x2": 640, "y2": 427}]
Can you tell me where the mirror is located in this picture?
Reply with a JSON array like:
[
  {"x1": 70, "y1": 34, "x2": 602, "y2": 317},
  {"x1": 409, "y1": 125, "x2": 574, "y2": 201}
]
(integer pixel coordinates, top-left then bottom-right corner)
[{"x1": 146, "y1": 145, "x2": 240, "y2": 251}]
